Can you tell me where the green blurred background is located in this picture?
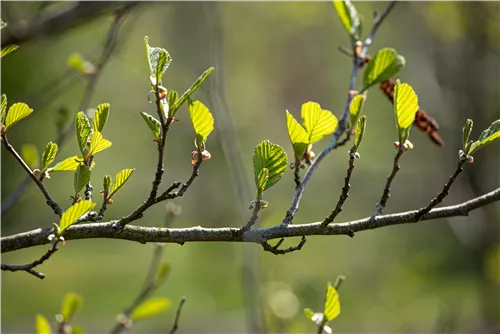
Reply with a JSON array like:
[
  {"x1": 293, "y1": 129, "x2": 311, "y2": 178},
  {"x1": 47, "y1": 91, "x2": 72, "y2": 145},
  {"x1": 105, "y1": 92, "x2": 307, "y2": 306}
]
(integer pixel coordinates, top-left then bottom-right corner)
[{"x1": 1, "y1": 1, "x2": 499, "y2": 333}]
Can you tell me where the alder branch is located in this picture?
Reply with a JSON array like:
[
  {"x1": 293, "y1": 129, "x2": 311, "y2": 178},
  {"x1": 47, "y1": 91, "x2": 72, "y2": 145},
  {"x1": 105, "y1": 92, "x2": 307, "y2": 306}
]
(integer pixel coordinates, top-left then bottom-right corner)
[
  {"x1": 376, "y1": 146, "x2": 404, "y2": 215},
  {"x1": 3, "y1": 187, "x2": 498, "y2": 254},
  {"x1": 1, "y1": 240, "x2": 60, "y2": 279},
  {"x1": 169, "y1": 298, "x2": 186, "y2": 334}
]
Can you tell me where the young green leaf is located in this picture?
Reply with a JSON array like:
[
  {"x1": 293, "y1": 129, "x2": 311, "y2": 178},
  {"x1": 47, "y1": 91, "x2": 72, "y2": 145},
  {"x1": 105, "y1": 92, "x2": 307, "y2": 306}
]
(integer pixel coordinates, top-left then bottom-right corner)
[
  {"x1": 189, "y1": 100, "x2": 214, "y2": 151},
  {"x1": 257, "y1": 168, "x2": 269, "y2": 195},
  {"x1": 103, "y1": 175, "x2": 112, "y2": 193},
  {"x1": 74, "y1": 164, "x2": 91, "y2": 195},
  {"x1": 49, "y1": 156, "x2": 88, "y2": 172},
  {"x1": 93, "y1": 103, "x2": 110, "y2": 132},
  {"x1": 301, "y1": 102, "x2": 338, "y2": 144},
  {"x1": 362, "y1": 48, "x2": 405, "y2": 92},
  {"x1": 21, "y1": 144, "x2": 39, "y2": 169},
  {"x1": 1, "y1": 94, "x2": 6, "y2": 124},
  {"x1": 35, "y1": 314, "x2": 52, "y2": 334},
  {"x1": 253, "y1": 140, "x2": 288, "y2": 194},
  {"x1": 87, "y1": 131, "x2": 112, "y2": 157},
  {"x1": 67, "y1": 53, "x2": 95, "y2": 75},
  {"x1": 351, "y1": 115, "x2": 367, "y2": 154},
  {"x1": 1, "y1": 44, "x2": 19, "y2": 58},
  {"x1": 349, "y1": 94, "x2": 366, "y2": 129},
  {"x1": 167, "y1": 90, "x2": 179, "y2": 114},
  {"x1": 462, "y1": 119, "x2": 473, "y2": 152},
  {"x1": 467, "y1": 119, "x2": 500, "y2": 155},
  {"x1": 156, "y1": 49, "x2": 170, "y2": 82},
  {"x1": 140, "y1": 112, "x2": 161, "y2": 141},
  {"x1": 174, "y1": 67, "x2": 214, "y2": 114},
  {"x1": 324, "y1": 283, "x2": 340, "y2": 321},
  {"x1": 333, "y1": 0, "x2": 361, "y2": 41},
  {"x1": 5, "y1": 102, "x2": 33, "y2": 130},
  {"x1": 156, "y1": 262, "x2": 170, "y2": 283},
  {"x1": 144, "y1": 37, "x2": 172, "y2": 79},
  {"x1": 109, "y1": 169, "x2": 134, "y2": 199},
  {"x1": 59, "y1": 200, "x2": 95, "y2": 233},
  {"x1": 394, "y1": 82, "x2": 418, "y2": 143},
  {"x1": 75, "y1": 111, "x2": 91, "y2": 155},
  {"x1": 286, "y1": 111, "x2": 309, "y2": 159},
  {"x1": 61, "y1": 293, "x2": 82, "y2": 323},
  {"x1": 42, "y1": 142, "x2": 58, "y2": 172},
  {"x1": 130, "y1": 298, "x2": 171, "y2": 321},
  {"x1": 304, "y1": 308, "x2": 316, "y2": 322}
]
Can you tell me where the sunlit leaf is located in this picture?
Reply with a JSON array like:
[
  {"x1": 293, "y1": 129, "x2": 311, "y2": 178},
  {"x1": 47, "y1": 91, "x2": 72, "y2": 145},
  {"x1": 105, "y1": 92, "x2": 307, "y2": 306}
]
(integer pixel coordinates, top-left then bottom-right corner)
[
  {"x1": 74, "y1": 164, "x2": 91, "y2": 195},
  {"x1": 156, "y1": 49, "x2": 170, "y2": 82},
  {"x1": 49, "y1": 156, "x2": 90, "y2": 172},
  {"x1": 189, "y1": 100, "x2": 214, "y2": 151},
  {"x1": 462, "y1": 119, "x2": 473, "y2": 153},
  {"x1": 333, "y1": 1, "x2": 361, "y2": 41},
  {"x1": 109, "y1": 169, "x2": 134, "y2": 198},
  {"x1": 257, "y1": 168, "x2": 269, "y2": 194},
  {"x1": 59, "y1": 200, "x2": 95, "y2": 233},
  {"x1": 35, "y1": 314, "x2": 52, "y2": 334},
  {"x1": 304, "y1": 308, "x2": 315, "y2": 322},
  {"x1": 87, "y1": 131, "x2": 112, "y2": 157},
  {"x1": 351, "y1": 115, "x2": 367, "y2": 153},
  {"x1": 144, "y1": 36, "x2": 172, "y2": 79},
  {"x1": 103, "y1": 175, "x2": 112, "y2": 193},
  {"x1": 5, "y1": 102, "x2": 33, "y2": 130},
  {"x1": 140, "y1": 112, "x2": 161, "y2": 141},
  {"x1": 174, "y1": 67, "x2": 214, "y2": 114},
  {"x1": 1, "y1": 44, "x2": 19, "y2": 58},
  {"x1": 75, "y1": 111, "x2": 91, "y2": 155},
  {"x1": 1, "y1": 94, "x2": 6, "y2": 124},
  {"x1": 301, "y1": 102, "x2": 338, "y2": 144},
  {"x1": 21, "y1": 144, "x2": 39, "y2": 169},
  {"x1": 42, "y1": 142, "x2": 58, "y2": 172},
  {"x1": 61, "y1": 293, "x2": 82, "y2": 323},
  {"x1": 349, "y1": 94, "x2": 366, "y2": 129},
  {"x1": 67, "y1": 53, "x2": 95, "y2": 75},
  {"x1": 362, "y1": 48, "x2": 405, "y2": 92},
  {"x1": 468, "y1": 119, "x2": 500, "y2": 155},
  {"x1": 323, "y1": 283, "x2": 340, "y2": 321},
  {"x1": 253, "y1": 140, "x2": 287, "y2": 196},
  {"x1": 394, "y1": 82, "x2": 418, "y2": 143},
  {"x1": 131, "y1": 298, "x2": 171, "y2": 321},
  {"x1": 286, "y1": 111, "x2": 309, "y2": 159},
  {"x1": 93, "y1": 103, "x2": 110, "y2": 132},
  {"x1": 167, "y1": 90, "x2": 179, "y2": 116}
]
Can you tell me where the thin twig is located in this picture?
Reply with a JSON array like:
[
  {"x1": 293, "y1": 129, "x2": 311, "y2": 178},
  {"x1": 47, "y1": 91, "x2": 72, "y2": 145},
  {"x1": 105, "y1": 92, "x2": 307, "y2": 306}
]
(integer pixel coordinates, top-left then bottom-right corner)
[
  {"x1": 322, "y1": 154, "x2": 356, "y2": 227},
  {"x1": 293, "y1": 163, "x2": 301, "y2": 189},
  {"x1": 261, "y1": 235, "x2": 307, "y2": 255},
  {"x1": 240, "y1": 202, "x2": 262, "y2": 232},
  {"x1": 414, "y1": 159, "x2": 466, "y2": 220},
  {"x1": 1, "y1": 240, "x2": 60, "y2": 279},
  {"x1": 169, "y1": 298, "x2": 186, "y2": 334},
  {"x1": 376, "y1": 146, "x2": 404, "y2": 215}
]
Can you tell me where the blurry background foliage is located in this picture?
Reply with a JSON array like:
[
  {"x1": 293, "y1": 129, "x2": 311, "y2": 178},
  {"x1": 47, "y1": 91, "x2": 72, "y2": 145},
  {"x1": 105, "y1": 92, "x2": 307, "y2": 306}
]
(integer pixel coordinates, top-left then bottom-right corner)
[{"x1": 1, "y1": 1, "x2": 499, "y2": 333}]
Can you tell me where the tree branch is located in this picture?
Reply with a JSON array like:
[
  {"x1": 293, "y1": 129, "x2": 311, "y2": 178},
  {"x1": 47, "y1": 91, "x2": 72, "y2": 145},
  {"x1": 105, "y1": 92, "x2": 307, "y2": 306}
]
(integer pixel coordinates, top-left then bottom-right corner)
[
  {"x1": 1, "y1": 240, "x2": 60, "y2": 279},
  {"x1": 169, "y1": 298, "x2": 186, "y2": 334},
  {"x1": 3, "y1": 187, "x2": 498, "y2": 254},
  {"x1": 376, "y1": 146, "x2": 404, "y2": 215}
]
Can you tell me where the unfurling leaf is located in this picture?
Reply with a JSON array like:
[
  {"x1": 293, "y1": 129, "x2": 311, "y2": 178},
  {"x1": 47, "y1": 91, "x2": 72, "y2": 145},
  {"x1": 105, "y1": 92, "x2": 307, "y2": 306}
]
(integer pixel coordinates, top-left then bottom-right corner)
[
  {"x1": 349, "y1": 94, "x2": 366, "y2": 129},
  {"x1": 174, "y1": 67, "x2": 214, "y2": 114},
  {"x1": 67, "y1": 53, "x2": 95, "y2": 75},
  {"x1": 462, "y1": 119, "x2": 473, "y2": 153},
  {"x1": 350, "y1": 115, "x2": 367, "y2": 154},
  {"x1": 189, "y1": 100, "x2": 214, "y2": 151},
  {"x1": 21, "y1": 144, "x2": 39, "y2": 169},
  {"x1": 167, "y1": 90, "x2": 179, "y2": 117},
  {"x1": 131, "y1": 298, "x2": 171, "y2": 321},
  {"x1": 109, "y1": 169, "x2": 134, "y2": 199},
  {"x1": 1, "y1": 94, "x2": 6, "y2": 124},
  {"x1": 155, "y1": 49, "x2": 170, "y2": 83},
  {"x1": 140, "y1": 112, "x2": 161, "y2": 141},
  {"x1": 253, "y1": 140, "x2": 287, "y2": 197},
  {"x1": 75, "y1": 111, "x2": 91, "y2": 155},
  {"x1": 301, "y1": 102, "x2": 338, "y2": 144},
  {"x1": 42, "y1": 142, "x2": 58, "y2": 172},
  {"x1": 35, "y1": 314, "x2": 52, "y2": 334},
  {"x1": 286, "y1": 111, "x2": 309, "y2": 159},
  {"x1": 1, "y1": 44, "x2": 19, "y2": 58},
  {"x1": 93, "y1": 103, "x2": 110, "y2": 132},
  {"x1": 333, "y1": 1, "x2": 361, "y2": 42},
  {"x1": 87, "y1": 131, "x2": 112, "y2": 157},
  {"x1": 103, "y1": 175, "x2": 112, "y2": 193},
  {"x1": 144, "y1": 36, "x2": 172, "y2": 80},
  {"x1": 467, "y1": 119, "x2": 500, "y2": 155},
  {"x1": 61, "y1": 293, "x2": 82, "y2": 323},
  {"x1": 394, "y1": 82, "x2": 418, "y2": 143},
  {"x1": 362, "y1": 48, "x2": 405, "y2": 92},
  {"x1": 324, "y1": 283, "x2": 340, "y2": 321},
  {"x1": 49, "y1": 156, "x2": 92, "y2": 172},
  {"x1": 74, "y1": 165, "x2": 91, "y2": 195},
  {"x1": 5, "y1": 102, "x2": 33, "y2": 130},
  {"x1": 59, "y1": 200, "x2": 95, "y2": 233}
]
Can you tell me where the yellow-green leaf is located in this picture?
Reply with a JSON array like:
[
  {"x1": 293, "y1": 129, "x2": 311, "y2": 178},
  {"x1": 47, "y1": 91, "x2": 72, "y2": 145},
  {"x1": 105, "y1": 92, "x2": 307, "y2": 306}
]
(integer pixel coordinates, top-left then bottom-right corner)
[
  {"x1": 88, "y1": 131, "x2": 112, "y2": 157},
  {"x1": 253, "y1": 140, "x2": 288, "y2": 194},
  {"x1": 103, "y1": 175, "x2": 112, "y2": 193},
  {"x1": 42, "y1": 142, "x2": 58, "y2": 171},
  {"x1": 1, "y1": 44, "x2": 19, "y2": 58},
  {"x1": 394, "y1": 82, "x2": 418, "y2": 143},
  {"x1": 257, "y1": 168, "x2": 269, "y2": 194},
  {"x1": 174, "y1": 67, "x2": 214, "y2": 114},
  {"x1": 35, "y1": 314, "x2": 52, "y2": 334},
  {"x1": 286, "y1": 110, "x2": 309, "y2": 159},
  {"x1": 351, "y1": 115, "x2": 367, "y2": 153},
  {"x1": 74, "y1": 164, "x2": 91, "y2": 195},
  {"x1": 462, "y1": 119, "x2": 473, "y2": 153},
  {"x1": 323, "y1": 283, "x2": 340, "y2": 321},
  {"x1": 59, "y1": 200, "x2": 95, "y2": 233},
  {"x1": 71, "y1": 327, "x2": 85, "y2": 334},
  {"x1": 61, "y1": 293, "x2": 82, "y2": 323},
  {"x1": 189, "y1": 100, "x2": 214, "y2": 150},
  {"x1": 93, "y1": 103, "x2": 110, "y2": 132},
  {"x1": 362, "y1": 48, "x2": 405, "y2": 91},
  {"x1": 349, "y1": 94, "x2": 366, "y2": 129},
  {"x1": 1, "y1": 94, "x2": 6, "y2": 124},
  {"x1": 301, "y1": 102, "x2": 338, "y2": 144},
  {"x1": 468, "y1": 119, "x2": 500, "y2": 155},
  {"x1": 67, "y1": 53, "x2": 95, "y2": 75},
  {"x1": 76, "y1": 111, "x2": 91, "y2": 155},
  {"x1": 5, "y1": 102, "x2": 33, "y2": 130},
  {"x1": 109, "y1": 169, "x2": 134, "y2": 198},
  {"x1": 131, "y1": 298, "x2": 171, "y2": 321},
  {"x1": 144, "y1": 37, "x2": 172, "y2": 78},
  {"x1": 49, "y1": 156, "x2": 90, "y2": 172},
  {"x1": 140, "y1": 112, "x2": 161, "y2": 141},
  {"x1": 333, "y1": 1, "x2": 361, "y2": 41},
  {"x1": 21, "y1": 144, "x2": 39, "y2": 169}
]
